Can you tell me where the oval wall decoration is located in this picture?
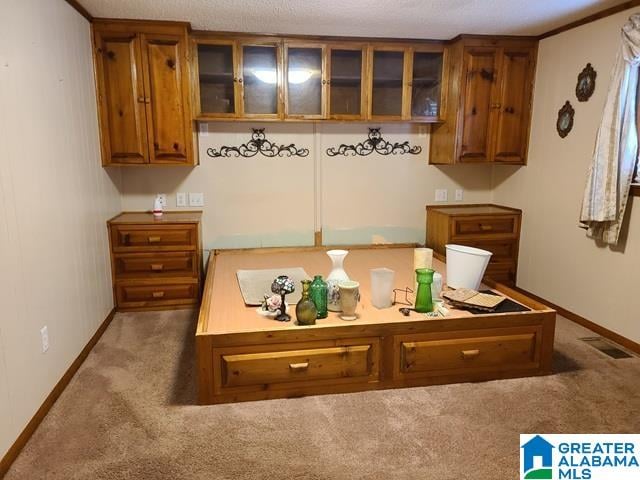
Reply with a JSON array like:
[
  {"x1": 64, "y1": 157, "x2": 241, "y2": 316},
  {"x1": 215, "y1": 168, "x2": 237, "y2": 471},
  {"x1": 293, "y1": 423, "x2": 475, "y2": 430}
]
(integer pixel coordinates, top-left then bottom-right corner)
[
  {"x1": 556, "y1": 101, "x2": 575, "y2": 138},
  {"x1": 576, "y1": 63, "x2": 597, "y2": 102}
]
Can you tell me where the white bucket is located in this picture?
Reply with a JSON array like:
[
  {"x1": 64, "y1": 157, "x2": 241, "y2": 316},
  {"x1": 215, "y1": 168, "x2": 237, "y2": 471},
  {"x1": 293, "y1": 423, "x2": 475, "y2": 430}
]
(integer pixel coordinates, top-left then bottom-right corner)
[{"x1": 445, "y1": 244, "x2": 492, "y2": 290}]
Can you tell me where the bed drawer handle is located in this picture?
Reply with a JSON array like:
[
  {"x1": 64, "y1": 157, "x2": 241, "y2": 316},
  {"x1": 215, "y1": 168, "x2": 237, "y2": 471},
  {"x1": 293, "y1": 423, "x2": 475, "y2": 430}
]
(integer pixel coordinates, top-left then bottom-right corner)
[
  {"x1": 461, "y1": 349, "x2": 480, "y2": 359},
  {"x1": 479, "y1": 224, "x2": 493, "y2": 231},
  {"x1": 152, "y1": 291, "x2": 165, "y2": 298},
  {"x1": 148, "y1": 236, "x2": 161, "y2": 243},
  {"x1": 289, "y1": 362, "x2": 309, "y2": 371},
  {"x1": 150, "y1": 263, "x2": 164, "y2": 271}
]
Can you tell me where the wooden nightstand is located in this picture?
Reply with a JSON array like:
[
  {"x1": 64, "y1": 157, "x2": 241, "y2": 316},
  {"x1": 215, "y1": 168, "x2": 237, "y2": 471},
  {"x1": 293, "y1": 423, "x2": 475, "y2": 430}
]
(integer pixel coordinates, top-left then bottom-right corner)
[
  {"x1": 426, "y1": 204, "x2": 522, "y2": 285},
  {"x1": 108, "y1": 211, "x2": 203, "y2": 311}
]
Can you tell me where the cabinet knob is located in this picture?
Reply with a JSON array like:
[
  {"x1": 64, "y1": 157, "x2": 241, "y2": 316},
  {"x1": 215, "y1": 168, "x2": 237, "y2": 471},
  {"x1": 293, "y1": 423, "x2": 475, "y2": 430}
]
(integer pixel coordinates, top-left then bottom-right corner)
[
  {"x1": 233, "y1": 77, "x2": 238, "y2": 82},
  {"x1": 479, "y1": 224, "x2": 493, "y2": 231},
  {"x1": 491, "y1": 103, "x2": 502, "y2": 109},
  {"x1": 238, "y1": 77, "x2": 243, "y2": 83},
  {"x1": 150, "y1": 264, "x2": 164, "y2": 271},
  {"x1": 322, "y1": 79, "x2": 326, "y2": 85},
  {"x1": 152, "y1": 291, "x2": 165, "y2": 299},
  {"x1": 148, "y1": 236, "x2": 161, "y2": 243}
]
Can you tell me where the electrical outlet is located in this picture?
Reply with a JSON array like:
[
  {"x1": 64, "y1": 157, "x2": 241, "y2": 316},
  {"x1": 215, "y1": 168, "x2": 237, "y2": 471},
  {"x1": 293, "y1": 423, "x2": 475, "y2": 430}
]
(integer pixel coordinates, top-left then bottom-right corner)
[
  {"x1": 176, "y1": 192, "x2": 187, "y2": 207},
  {"x1": 455, "y1": 189, "x2": 464, "y2": 201},
  {"x1": 157, "y1": 194, "x2": 167, "y2": 207},
  {"x1": 435, "y1": 189, "x2": 448, "y2": 202},
  {"x1": 40, "y1": 326, "x2": 49, "y2": 353},
  {"x1": 189, "y1": 192, "x2": 204, "y2": 207}
]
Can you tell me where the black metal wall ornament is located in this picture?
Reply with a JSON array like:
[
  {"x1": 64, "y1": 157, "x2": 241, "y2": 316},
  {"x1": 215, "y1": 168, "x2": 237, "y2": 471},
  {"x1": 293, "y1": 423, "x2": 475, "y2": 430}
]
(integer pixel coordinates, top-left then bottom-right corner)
[
  {"x1": 206, "y1": 128, "x2": 309, "y2": 158},
  {"x1": 326, "y1": 128, "x2": 422, "y2": 157},
  {"x1": 556, "y1": 101, "x2": 575, "y2": 138},
  {"x1": 576, "y1": 63, "x2": 597, "y2": 102}
]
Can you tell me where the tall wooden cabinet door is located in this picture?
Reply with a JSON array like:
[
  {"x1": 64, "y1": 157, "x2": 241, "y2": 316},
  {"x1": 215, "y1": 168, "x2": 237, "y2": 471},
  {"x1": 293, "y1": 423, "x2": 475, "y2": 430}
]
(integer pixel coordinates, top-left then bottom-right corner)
[
  {"x1": 492, "y1": 48, "x2": 535, "y2": 164},
  {"x1": 327, "y1": 45, "x2": 367, "y2": 120},
  {"x1": 369, "y1": 46, "x2": 410, "y2": 120},
  {"x1": 94, "y1": 31, "x2": 149, "y2": 165},
  {"x1": 140, "y1": 34, "x2": 194, "y2": 165},
  {"x1": 458, "y1": 47, "x2": 500, "y2": 163}
]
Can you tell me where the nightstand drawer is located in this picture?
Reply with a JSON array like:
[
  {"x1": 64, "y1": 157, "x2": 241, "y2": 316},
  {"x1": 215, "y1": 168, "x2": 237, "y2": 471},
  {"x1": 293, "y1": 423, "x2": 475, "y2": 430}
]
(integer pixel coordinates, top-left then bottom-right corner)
[
  {"x1": 115, "y1": 281, "x2": 199, "y2": 308},
  {"x1": 464, "y1": 240, "x2": 517, "y2": 263},
  {"x1": 220, "y1": 340, "x2": 379, "y2": 388},
  {"x1": 111, "y1": 224, "x2": 197, "y2": 252},
  {"x1": 452, "y1": 215, "x2": 518, "y2": 238},
  {"x1": 397, "y1": 327, "x2": 540, "y2": 378},
  {"x1": 113, "y1": 252, "x2": 197, "y2": 279}
]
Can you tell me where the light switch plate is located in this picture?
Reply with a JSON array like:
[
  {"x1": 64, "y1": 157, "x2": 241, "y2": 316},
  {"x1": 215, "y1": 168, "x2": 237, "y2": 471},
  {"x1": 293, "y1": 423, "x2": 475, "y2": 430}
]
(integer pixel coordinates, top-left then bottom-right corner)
[
  {"x1": 176, "y1": 192, "x2": 187, "y2": 207},
  {"x1": 435, "y1": 189, "x2": 448, "y2": 202},
  {"x1": 455, "y1": 189, "x2": 464, "y2": 201},
  {"x1": 189, "y1": 192, "x2": 204, "y2": 207}
]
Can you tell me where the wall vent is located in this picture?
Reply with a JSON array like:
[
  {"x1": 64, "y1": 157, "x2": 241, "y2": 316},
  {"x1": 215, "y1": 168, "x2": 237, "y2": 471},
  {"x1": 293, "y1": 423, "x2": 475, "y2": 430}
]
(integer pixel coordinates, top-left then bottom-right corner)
[{"x1": 579, "y1": 337, "x2": 634, "y2": 359}]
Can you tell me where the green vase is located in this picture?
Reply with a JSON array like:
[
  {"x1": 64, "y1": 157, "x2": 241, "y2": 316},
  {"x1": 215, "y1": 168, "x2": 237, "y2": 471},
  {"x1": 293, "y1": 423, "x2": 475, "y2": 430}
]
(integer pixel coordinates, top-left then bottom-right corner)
[
  {"x1": 309, "y1": 275, "x2": 328, "y2": 319},
  {"x1": 414, "y1": 268, "x2": 434, "y2": 313},
  {"x1": 296, "y1": 280, "x2": 318, "y2": 326}
]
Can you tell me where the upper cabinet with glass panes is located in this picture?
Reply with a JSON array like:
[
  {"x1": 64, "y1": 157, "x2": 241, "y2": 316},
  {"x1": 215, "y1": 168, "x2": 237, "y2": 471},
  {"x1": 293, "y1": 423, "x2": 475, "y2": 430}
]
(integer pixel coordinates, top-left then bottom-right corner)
[{"x1": 192, "y1": 35, "x2": 447, "y2": 122}]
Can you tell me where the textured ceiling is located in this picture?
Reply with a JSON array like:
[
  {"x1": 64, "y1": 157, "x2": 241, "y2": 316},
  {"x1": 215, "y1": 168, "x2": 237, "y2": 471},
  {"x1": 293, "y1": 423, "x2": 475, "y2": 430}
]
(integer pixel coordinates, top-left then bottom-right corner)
[{"x1": 79, "y1": 0, "x2": 631, "y2": 39}]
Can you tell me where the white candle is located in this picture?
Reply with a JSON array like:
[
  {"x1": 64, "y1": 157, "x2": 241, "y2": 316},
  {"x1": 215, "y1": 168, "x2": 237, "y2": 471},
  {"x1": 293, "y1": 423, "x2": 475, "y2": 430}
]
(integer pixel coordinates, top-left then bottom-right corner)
[{"x1": 413, "y1": 248, "x2": 433, "y2": 271}]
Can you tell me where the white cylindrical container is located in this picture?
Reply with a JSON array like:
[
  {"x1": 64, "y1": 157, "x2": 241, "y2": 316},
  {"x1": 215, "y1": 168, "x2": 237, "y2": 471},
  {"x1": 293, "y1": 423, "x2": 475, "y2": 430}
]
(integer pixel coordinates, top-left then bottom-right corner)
[
  {"x1": 445, "y1": 244, "x2": 492, "y2": 290},
  {"x1": 370, "y1": 268, "x2": 395, "y2": 309},
  {"x1": 431, "y1": 271, "x2": 443, "y2": 299}
]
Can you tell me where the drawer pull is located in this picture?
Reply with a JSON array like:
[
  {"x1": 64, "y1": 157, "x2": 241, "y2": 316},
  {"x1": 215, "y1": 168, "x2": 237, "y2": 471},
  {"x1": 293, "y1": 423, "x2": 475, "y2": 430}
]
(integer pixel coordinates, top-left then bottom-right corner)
[
  {"x1": 148, "y1": 236, "x2": 161, "y2": 243},
  {"x1": 150, "y1": 263, "x2": 164, "y2": 271},
  {"x1": 152, "y1": 291, "x2": 165, "y2": 298},
  {"x1": 461, "y1": 349, "x2": 480, "y2": 358},
  {"x1": 289, "y1": 362, "x2": 309, "y2": 371},
  {"x1": 479, "y1": 224, "x2": 493, "y2": 231}
]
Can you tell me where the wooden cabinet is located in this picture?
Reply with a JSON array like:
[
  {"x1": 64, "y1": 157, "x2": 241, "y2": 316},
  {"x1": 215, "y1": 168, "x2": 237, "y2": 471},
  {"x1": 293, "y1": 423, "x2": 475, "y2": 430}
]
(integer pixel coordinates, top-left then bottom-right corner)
[
  {"x1": 425, "y1": 204, "x2": 522, "y2": 284},
  {"x1": 193, "y1": 35, "x2": 446, "y2": 123},
  {"x1": 108, "y1": 212, "x2": 203, "y2": 311},
  {"x1": 93, "y1": 21, "x2": 195, "y2": 166},
  {"x1": 430, "y1": 37, "x2": 536, "y2": 165}
]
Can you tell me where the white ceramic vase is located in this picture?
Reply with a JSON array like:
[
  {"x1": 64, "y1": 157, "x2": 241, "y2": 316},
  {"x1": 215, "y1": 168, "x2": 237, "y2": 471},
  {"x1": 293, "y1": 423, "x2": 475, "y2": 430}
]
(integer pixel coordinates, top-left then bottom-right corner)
[{"x1": 326, "y1": 249, "x2": 350, "y2": 312}]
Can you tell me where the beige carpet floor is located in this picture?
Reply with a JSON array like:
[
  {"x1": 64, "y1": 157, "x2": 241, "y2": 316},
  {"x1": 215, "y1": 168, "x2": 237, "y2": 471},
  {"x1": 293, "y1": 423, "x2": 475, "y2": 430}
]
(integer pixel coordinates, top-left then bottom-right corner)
[{"x1": 5, "y1": 309, "x2": 640, "y2": 480}]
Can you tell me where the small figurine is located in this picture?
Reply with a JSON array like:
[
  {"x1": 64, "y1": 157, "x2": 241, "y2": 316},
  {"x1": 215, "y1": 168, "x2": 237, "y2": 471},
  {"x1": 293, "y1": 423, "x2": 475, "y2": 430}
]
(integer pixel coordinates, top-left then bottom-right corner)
[{"x1": 271, "y1": 275, "x2": 295, "y2": 322}]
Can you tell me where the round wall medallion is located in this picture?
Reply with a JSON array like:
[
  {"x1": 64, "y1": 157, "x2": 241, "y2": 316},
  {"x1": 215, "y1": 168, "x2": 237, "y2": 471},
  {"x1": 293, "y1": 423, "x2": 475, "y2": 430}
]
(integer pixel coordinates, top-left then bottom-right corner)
[
  {"x1": 557, "y1": 101, "x2": 575, "y2": 138},
  {"x1": 576, "y1": 63, "x2": 597, "y2": 102}
]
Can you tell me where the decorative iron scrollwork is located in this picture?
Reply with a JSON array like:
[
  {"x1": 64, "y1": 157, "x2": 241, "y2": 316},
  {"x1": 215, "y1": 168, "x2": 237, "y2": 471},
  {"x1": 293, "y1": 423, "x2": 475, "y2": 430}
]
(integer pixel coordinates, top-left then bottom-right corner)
[
  {"x1": 326, "y1": 128, "x2": 422, "y2": 157},
  {"x1": 206, "y1": 129, "x2": 310, "y2": 158}
]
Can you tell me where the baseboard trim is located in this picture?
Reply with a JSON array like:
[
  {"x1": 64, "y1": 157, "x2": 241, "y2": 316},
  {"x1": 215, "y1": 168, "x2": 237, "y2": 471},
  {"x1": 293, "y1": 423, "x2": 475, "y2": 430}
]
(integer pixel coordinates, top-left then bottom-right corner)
[
  {"x1": 0, "y1": 307, "x2": 116, "y2": 477},
  {"x1": 511, "y1": 286, "x2": 640, "y2": 355}
]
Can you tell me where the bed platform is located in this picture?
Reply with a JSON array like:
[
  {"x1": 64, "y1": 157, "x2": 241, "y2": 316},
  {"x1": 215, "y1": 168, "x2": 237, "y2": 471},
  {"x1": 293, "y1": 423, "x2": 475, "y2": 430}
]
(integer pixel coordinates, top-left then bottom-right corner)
[{"x1": 195, "y1": 247, "x2": 555, "y2": 404}]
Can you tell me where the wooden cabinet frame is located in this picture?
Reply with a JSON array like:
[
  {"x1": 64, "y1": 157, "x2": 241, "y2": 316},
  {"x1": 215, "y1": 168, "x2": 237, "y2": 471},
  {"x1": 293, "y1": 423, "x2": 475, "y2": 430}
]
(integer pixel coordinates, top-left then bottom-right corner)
[
  {"x1": 367, "y1": 43, "x2": 411, "y2": 121},
  {"x1": 93, "y1": 20, "x2": 195, "y2": 166},
  {"x1": 325, "y1": 43, "x2": 368, "y2": 120},
  {"x1": 408, "y1": 44, "x2": 449, "y2": 123},
  {"x1": 283, "y1": 41, "x2": 328, "y2": 120}
]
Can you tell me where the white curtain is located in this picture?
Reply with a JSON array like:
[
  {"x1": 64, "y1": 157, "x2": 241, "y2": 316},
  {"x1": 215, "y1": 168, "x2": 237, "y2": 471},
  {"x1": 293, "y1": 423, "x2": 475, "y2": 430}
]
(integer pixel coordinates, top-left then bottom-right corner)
[{"x1": 580, "y1": 14, "x2": 640, "y2": 245}]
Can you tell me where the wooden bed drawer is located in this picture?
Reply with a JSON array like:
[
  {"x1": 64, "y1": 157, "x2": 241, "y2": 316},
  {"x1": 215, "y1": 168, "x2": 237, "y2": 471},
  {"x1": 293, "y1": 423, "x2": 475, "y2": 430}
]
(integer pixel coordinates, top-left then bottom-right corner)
[
  {"x1": 111, "y1": 224, "x2": 197, "y2": 251},
  {"x1": 116, "y1": 281, "x2": 199, "y2": 308},
  {"x1": 221, "y1": 342, "x2": 378, "y2": 388},
  {"x1": 398, "y1": 327, "x2": 540, "y2": 377},
  {"x1": 452, "y1": 215, "x2": 518, "y2": 238},
  {"x1": 464, "y1": 240, "x2": 517, "y2": 263},
  {"x1": 113, "y1": 252, "x2": 197, "y2": 279}
]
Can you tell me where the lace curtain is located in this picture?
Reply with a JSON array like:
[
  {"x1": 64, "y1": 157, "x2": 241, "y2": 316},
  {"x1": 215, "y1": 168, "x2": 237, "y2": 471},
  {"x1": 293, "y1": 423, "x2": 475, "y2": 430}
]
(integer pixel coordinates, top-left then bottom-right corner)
[{"x1": 579, "y1": 14, "x2": 640, "y2": 245}]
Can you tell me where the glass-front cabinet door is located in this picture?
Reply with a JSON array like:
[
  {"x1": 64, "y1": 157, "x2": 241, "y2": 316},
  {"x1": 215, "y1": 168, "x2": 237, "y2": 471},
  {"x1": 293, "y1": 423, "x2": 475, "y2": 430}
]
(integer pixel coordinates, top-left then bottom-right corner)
[
  {"x1": 327, "y1": 46, "x2": 366, "y2": 119},
  {"x1": 195, "y1": 40, "x2": 239, "y2": 118},
  {"x1": 239, "y1": 42, "x2": 282, "y2": 118},
  {"x1": 285, "y1": 44, "x2": 326, "y2": 119},
  {"x1": 409, "y1": 48, "x2": 445, "y2": 121},
  {"x1": 369, "y1": 47, "x2": 409, "y2": 120}
]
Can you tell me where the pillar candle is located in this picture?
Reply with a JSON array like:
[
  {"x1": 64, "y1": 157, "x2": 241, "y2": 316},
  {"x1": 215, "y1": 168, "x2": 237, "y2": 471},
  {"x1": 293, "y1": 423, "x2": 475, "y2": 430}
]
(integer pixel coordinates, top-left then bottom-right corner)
[{"x1": 413, "y1": 248, "x2": 433, "y2": 271}]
